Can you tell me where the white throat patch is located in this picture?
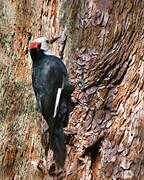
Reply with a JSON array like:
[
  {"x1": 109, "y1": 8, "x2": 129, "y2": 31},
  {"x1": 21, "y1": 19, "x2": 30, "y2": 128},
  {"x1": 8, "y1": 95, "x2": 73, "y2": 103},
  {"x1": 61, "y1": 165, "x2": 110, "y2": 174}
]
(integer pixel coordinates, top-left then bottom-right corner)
[{"x1": 44, "y1": 50, "x2": 52, "y2": 55}]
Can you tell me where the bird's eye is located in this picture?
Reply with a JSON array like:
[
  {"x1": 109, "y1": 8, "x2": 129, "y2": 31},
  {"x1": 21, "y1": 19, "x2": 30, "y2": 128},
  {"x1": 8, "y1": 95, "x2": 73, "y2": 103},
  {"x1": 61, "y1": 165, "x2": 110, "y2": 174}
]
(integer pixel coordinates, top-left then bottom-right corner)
[{"x1": 46, "y1": 40, "x2": 50, "y2": 44}]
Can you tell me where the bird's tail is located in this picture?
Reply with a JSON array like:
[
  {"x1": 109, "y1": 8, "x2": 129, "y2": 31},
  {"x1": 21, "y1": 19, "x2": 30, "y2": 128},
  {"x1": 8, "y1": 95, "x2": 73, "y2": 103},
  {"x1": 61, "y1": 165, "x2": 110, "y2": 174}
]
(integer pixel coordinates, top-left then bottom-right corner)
[{"x1": 49, "y1": 120, "x2": 65, "y2": 168}]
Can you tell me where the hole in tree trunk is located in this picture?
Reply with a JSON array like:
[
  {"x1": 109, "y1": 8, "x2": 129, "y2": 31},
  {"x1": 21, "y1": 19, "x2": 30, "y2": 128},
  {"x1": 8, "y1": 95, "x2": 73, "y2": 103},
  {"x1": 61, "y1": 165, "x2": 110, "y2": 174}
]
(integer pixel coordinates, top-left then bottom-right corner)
[{"x1": 83, "y1": 138, "x2": 102, "y2": 179}]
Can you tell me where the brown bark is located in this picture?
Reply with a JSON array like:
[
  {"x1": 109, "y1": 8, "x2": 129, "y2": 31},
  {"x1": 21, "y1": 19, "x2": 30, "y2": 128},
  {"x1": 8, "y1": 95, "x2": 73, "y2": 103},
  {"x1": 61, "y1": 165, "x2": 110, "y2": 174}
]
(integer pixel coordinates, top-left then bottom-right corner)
[{"x1": 0, "y1": 0, "x2": 144, "y2": 179}]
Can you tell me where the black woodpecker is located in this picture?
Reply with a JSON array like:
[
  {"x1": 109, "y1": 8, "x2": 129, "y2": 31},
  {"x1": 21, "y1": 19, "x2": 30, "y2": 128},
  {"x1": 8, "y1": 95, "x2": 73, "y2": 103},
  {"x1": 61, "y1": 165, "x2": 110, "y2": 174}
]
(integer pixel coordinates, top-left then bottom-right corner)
[{"x1": 29, "y1": 37, "x2": 71, "y2": 168}]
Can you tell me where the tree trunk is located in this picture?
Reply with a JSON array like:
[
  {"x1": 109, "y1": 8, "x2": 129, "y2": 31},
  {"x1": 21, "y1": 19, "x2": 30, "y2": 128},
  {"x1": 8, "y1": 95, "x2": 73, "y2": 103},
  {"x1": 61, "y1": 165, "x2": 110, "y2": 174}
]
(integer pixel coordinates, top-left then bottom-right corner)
[{"x1": 0, "y1": 0, "x2": 144, "y2": 179}]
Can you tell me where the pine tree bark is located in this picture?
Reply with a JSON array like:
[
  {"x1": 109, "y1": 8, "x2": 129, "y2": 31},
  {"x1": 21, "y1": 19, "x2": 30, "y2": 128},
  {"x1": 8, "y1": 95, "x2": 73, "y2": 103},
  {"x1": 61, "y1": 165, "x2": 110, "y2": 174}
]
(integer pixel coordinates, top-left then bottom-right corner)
[{"x1": 0, "y1": 0, "x2": 144, "y2": 179}]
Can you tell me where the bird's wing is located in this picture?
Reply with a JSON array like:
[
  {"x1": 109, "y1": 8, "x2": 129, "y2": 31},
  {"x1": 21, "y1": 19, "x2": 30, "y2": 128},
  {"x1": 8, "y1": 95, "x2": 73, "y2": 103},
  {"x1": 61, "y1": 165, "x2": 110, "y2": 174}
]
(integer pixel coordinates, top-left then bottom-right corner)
[{"x1": 40, "y1": 60, "x2": 64, "y2": 120}]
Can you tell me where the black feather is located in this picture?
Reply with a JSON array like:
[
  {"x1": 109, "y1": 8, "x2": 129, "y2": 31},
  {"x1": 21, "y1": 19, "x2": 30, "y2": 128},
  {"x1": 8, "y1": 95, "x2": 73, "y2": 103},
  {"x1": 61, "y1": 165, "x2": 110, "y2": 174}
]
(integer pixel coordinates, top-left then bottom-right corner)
[{"x1": 30, "y1": 48, "x2": 70, "y2": 168}]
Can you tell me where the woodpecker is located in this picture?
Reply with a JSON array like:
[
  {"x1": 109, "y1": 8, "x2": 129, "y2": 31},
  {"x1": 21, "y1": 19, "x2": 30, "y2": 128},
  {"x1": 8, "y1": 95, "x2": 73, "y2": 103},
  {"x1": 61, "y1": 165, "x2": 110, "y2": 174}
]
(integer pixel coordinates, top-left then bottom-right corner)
[{"x1": 29, "y1": 37, "x2": 71, "y2": 168}]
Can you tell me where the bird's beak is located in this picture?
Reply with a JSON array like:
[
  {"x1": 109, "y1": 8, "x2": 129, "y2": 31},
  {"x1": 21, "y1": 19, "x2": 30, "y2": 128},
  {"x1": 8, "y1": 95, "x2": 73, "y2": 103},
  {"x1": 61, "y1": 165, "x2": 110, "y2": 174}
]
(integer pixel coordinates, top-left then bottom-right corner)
[{"x1": 46, "y1": 36, "x2": 60, "y2": 44}]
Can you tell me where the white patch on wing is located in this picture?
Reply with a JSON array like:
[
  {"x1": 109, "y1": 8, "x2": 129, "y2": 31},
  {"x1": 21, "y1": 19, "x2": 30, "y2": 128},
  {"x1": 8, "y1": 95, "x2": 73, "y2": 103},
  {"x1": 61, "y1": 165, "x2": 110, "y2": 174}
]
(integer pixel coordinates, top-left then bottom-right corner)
[
  {"x1": 53, "y1": 76, "x2": 64, "y2": 118},
  {"x1": 53, "y1": 88, "x2": 62, "y2": 118}
]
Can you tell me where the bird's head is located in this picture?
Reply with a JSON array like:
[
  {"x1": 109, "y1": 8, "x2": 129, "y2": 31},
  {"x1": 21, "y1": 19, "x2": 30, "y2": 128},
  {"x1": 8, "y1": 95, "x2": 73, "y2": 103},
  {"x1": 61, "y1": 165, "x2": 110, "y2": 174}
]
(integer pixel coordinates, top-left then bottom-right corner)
[
  {"x1": 29, "y1": 37, "x2": 50, "y2": 52},
  {"x1": 29, "y1": 37, "x2": 52, "y2": 61}
]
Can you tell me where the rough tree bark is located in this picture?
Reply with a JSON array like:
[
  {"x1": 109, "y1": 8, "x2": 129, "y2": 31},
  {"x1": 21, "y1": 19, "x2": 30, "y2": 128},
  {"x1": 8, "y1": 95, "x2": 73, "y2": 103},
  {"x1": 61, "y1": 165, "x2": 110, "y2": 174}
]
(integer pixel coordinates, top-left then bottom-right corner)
[{"x1": 0, "y1": 0, "x2": 144, "y2": 179}]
